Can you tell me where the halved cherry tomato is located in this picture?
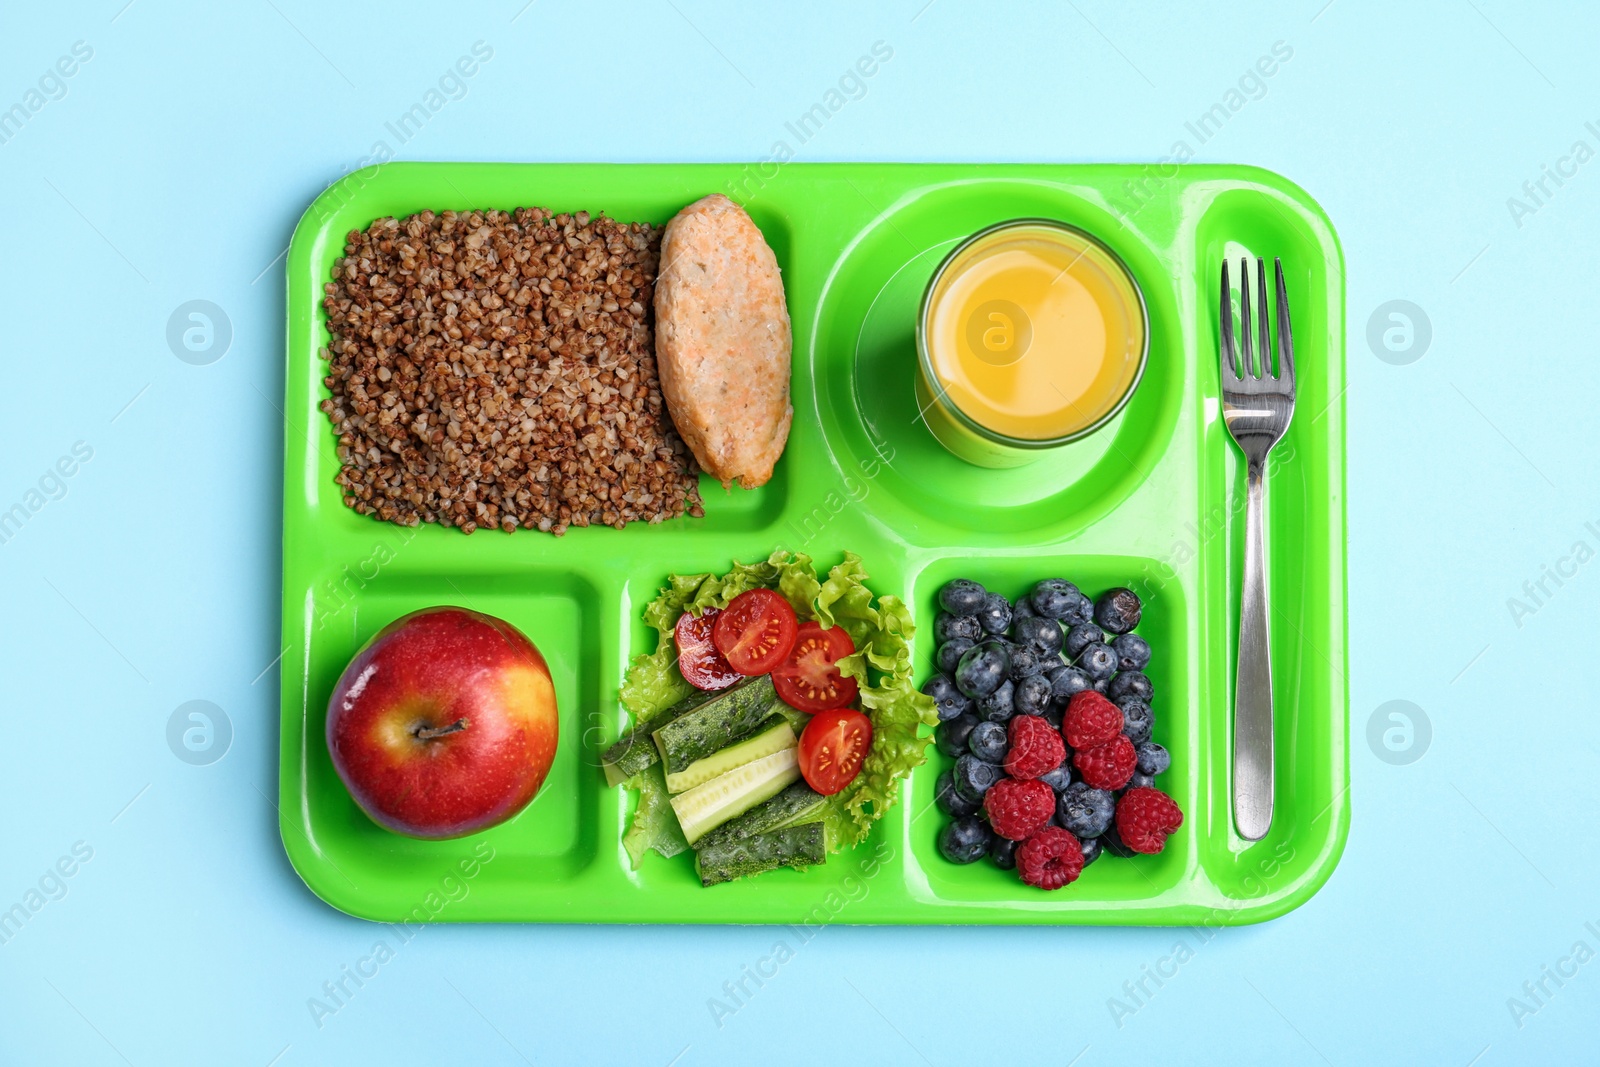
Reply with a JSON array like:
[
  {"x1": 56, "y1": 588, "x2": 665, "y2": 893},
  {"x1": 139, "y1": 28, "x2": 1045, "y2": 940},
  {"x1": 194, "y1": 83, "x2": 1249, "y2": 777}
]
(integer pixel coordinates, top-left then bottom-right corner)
[
  {"x1": 772, "y1": 621, "x2": 859, "y2": 713},
  {"x1": 711, "y1": 588, "x2": 798, "y2": 676},
  {"x1": 674, "y1": 608, "x2": 741, "y2": 691},
  {"x1": 798, "y1": 708, "x2": 873, "y2": 796}
]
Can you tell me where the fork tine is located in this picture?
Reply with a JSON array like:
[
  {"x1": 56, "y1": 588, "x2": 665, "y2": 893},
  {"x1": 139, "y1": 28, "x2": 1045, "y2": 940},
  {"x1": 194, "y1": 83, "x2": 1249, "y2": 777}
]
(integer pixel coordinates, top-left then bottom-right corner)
[
  {"x1": 1220, "y1": 260, "x2": 1238, "y2": 379},
  {"x1": 1255, "y1": 257, "x2": 1271, "y2": 378},
  {"x1": 1238, "y1": 257, "x2": 1255, "y2": 378},
  {"x1": 1274, "y1": 258, "x2": 1294, "y2": 387}
]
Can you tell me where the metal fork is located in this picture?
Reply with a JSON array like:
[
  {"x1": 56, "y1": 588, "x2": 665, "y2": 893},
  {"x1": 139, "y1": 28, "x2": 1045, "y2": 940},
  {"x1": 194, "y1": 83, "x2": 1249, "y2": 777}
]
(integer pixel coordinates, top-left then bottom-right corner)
[{"x1": 1219, "y1": 257, "x2": 1295, "y2": 842}]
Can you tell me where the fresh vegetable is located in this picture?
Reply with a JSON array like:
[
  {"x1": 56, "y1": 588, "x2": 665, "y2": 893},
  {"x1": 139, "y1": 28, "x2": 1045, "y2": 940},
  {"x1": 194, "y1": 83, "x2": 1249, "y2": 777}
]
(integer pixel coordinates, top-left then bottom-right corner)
[
  {"x1": 617, "y1": 554, "x2": 822, "y2": 721},
  {"x1": 600, "y1": 688, "x2": 715, "y2": 786},
  {"x1": 797, "y1": 708, "x2": 873, "y2": 796},
  {"x1": 670, "y1": 748, "x2": 801, "y2": 844},
  {"x1": 695, "y1": 822, "x2": 827, "y2": 887},
  {"x1": 811, "y1": 554, "x2": 938, "y2": 845},
  {"x1": 663, "y1": 714, "x2": 795, "y2": 794},
  {"x1": 674, "y1": 608, "x2": 742, "y2": 691},
  {"x1": 692, "y1": 780, "x2": 828, "y2": 852},
  {"x1": 771, "y1": 620, "x2": 859, "y2": 713},
  {"x1": 620, "y1": 762, "x2": 689, "y2": 867},
  {"x1": 651, "y1": 675, "x2": 777, "y2": 775},
  {"x1": 691, "y1": 781, "x2": 830, "y2": 886},
  {"x1": 612, "y1": 550, "x2": 937, "y2": 867},
  {"x1": 712, "y1": 588, "x2": 799, "y2": 676}
]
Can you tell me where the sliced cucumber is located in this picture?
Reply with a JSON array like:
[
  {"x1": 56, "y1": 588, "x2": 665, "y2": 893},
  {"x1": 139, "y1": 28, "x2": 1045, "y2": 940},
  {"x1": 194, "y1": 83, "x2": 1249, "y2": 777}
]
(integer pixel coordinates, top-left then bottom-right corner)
[
  {"x1": 670, "y1": 748, "x2": 800, "y2": 844},
  {"x1": 692, "y1": 781, "x2": 827, "y2": 852},
  {"x1": 653, "y1": 675, "x2": 777, "y2": 775},
  {"x1": 696, "y1": 822, "x2": 827, "y2": 887},
  {"x1": 664, "y1": 715, "x2": 794, "y2": 794},
  {"x1": 601, "y1": 688, "x2": 717, "y2": 785}
]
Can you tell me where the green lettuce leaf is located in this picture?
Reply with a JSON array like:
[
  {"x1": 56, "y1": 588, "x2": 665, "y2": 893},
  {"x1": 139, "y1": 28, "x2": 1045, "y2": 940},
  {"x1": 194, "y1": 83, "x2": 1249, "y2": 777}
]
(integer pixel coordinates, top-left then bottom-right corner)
[
  {"x1": 619, "y1": 550, "x2": 825, "y2": 721},
  {"x1": 610, "y1": 549, "x2": 937, "y2": 865},
  {"x1": 620, "y1": 762, "x2": 688, "y2": 868},
  {"x1": 813, "y1": 558, "x2": 937, "y2": 849}
]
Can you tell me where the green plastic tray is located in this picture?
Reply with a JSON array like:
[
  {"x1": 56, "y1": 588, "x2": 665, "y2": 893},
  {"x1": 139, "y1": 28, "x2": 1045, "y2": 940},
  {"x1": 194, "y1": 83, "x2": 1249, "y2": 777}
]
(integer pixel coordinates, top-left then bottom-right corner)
[{"x1": 279, "y1": 162, "x2": 1348, "y2": 925}]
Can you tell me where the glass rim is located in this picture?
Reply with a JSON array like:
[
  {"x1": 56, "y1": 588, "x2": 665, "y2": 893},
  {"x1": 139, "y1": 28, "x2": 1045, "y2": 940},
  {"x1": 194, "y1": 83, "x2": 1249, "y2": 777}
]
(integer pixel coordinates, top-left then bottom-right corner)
[{"x1": 915, "y1": 217, "x2": 1151, "y2": 450}]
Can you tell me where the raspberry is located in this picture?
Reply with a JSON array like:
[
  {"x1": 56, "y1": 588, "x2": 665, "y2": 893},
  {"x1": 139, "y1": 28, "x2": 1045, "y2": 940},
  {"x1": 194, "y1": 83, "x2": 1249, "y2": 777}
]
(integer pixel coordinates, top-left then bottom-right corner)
[
  {"x1": 1004, "y1": 714, "x2": 1066, "y2": 779},
  {"x1": 983, "y1": 777, "x2": 1054, "y2": 840},
  {"x1": 1063, "y1": 690, "x2": 1122, "y2": 749},
  {"x1": 1115, "y1": 787, "x2": 1184, "y2": 854},
  {"x1": 1073, "y1": 734, "x2": 1136, "y2": 790},
  {"x1": 1016, "y1": 826, "x2": 1085, "y2": 890}
]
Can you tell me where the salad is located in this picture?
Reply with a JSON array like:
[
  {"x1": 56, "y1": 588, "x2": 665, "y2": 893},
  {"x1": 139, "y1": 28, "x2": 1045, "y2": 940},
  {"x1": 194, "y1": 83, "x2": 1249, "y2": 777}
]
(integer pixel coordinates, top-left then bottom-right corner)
[{"x1": 602, "y1": 550, "x2": 936, "y2": 886}]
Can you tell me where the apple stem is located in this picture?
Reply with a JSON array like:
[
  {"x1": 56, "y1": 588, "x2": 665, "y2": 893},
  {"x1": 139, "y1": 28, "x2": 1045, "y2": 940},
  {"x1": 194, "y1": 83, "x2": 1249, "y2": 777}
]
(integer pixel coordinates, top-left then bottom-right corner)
[{"x1": 413, "y1": 718, "x2": 469, "y2": 742}]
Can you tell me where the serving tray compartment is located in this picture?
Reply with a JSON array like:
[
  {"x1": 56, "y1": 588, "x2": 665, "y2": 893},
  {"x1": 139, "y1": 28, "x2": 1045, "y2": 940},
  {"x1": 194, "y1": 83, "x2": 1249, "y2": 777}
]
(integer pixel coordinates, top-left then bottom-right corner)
[{"x1": 279, "y1": 163, "x2": 1347, "y2": 925}]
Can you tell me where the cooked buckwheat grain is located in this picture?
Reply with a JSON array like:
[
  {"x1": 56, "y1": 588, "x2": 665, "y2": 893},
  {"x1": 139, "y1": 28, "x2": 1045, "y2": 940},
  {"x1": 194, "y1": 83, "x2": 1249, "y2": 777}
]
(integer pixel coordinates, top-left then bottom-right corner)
[{"x1": 319, "y1": 207, "x2": 703, "y2": 535}]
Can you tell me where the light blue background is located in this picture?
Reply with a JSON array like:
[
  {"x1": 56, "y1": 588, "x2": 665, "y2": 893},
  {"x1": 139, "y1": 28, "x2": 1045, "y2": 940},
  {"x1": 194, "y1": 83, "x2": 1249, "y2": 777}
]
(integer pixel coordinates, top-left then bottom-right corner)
[{"x1": 1, "y1": 1, "x2": 1594, "y2": 1063}]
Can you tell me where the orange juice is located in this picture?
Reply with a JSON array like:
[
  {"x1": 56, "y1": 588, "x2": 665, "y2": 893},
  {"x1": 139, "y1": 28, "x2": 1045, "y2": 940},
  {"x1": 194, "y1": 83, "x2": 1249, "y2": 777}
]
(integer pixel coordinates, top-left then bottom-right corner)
[{"x1": 917, "y1": 221, "x2": 1147, "y2": 465}]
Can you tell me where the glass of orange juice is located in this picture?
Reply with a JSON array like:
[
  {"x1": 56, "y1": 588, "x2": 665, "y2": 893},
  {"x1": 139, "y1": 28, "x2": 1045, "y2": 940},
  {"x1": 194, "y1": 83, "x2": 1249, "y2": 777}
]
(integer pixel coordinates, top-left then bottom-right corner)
[{"x1": 915, "y1": 220, "x2": 1148, "y2": 468}]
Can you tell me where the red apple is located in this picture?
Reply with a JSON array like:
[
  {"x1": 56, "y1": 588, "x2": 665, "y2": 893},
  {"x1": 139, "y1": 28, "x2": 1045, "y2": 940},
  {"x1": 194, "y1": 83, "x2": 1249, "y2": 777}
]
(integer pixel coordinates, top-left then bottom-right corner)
[{"x1": 326, "y1": 606, "x2": 559, "y2": 839}]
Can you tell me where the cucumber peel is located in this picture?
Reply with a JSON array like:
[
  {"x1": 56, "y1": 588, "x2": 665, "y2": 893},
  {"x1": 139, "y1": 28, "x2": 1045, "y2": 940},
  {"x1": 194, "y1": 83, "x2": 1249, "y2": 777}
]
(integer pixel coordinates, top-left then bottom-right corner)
[
  {"x1": 653, "y1": 675, "x2": 777, "y2": 775},
  {"x1": 696, "y1": 822, "x2": 827, "y2": 887},
  {"x1": 601, "y1": 687, "x2": 716, "y2": 785}
]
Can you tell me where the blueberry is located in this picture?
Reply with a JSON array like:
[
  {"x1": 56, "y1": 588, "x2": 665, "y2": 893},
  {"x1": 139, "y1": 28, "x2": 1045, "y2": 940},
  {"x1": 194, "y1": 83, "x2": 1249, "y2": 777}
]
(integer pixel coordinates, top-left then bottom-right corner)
[
  {"x1": 1012, "y1": 597, "x2": 1037, "y2": 620},
  {"x1": 1094, "y1": 679, "x2": 1109, "y2": 693},
  {"x1": 1094, "y1": 587, "x2": 1142, "y2": 634},
  {"x1": 968, "y1": 720, "x2": 1008, "y2": 763},
  {"x1": 1119, "y1": 700, "x2": 1153, "y2": 744},
  {"x1": 1048, "y1": 665, "x2": 1094, "y2": 704},
  {"x1": 1135, "y1": 741, "x2": 1170, "y2": 776},
  {"x1": 1013, "y1": 615, "x2": 1064, "y2": 655},
  {"x1": 1062, "y1": 622, "x2": 1105, "y2": 660},
  {"x1": 1042, "y1": 705, "x2": 1064, "y2": 731},
  {"x1": 939, "y1": 579, "x2": 988, "y2": 616},
  {"x1": 1076, "y1": 642, "x2": 1119, "y2": 682},
  {"x1": 936, "y1": 712, "x2": 980, "y2": 757},
  {"x1": 976, "y1": 592, "x2": 1013, "y2": 636},
  {"x1": 1013, "y1": 673, "x2": 1053, "y2": 717},
  {"x1": 1107, "y1": 670, "x2": 1154, "y2": 704},
  {"x1": 976, "y1": 679, "x2": 1016, "y2": 722},
  {"x1": 988, "y1": 834, "x2": 1019, "y2": 870},
  {"x1": 1059, "y1": 591, "x2": 1094, "y2": 626},
  {"x1": 1006, "y1": 645, "x2": 1046, "y2": 680},
  {"x1": 954, "y1": 642, "x2": 1010, "y2": 699},
  {"x1": 1126, "y1": 771, "x2": 1156, "y2": 791},
  {"x1": 1080, "y1": 835, "x2": 1103, "y2": 866},
  {"x1": 935, "y1": 612, "x2": 982, "y2": 644},
  {"x1": 939, "y1": 815, "x2": 992, "y2": 864},
  {"x1": 1030, "y1": 578, "x2": 1082, "y2": 619},
  {"x1": 1037, "y1": 758, "x2": 1074, "y2": 792},
  {"x1": 922, "y1": 673, "x2": 974, "y2": 722},
  {"x1": 1100, "y1": 823, "x2": 1137, "y2": 857},
  {"x1": 935, "y1": 770, "x2": 979, "y2": 817},
  {"x1": 1057, "y1": 782, "x2": 1116, "y2": 838},
  {"x1": 1111, "y1": 633, "x2": 1151, "y2": 672},
  {"x1": 937, "y1": 638, "x2": 975, "y2": 674},
  {"x1": 953, "y1": 754, "x2": 1004, "y2": 801},
  {"x1": 979, "y1": 635, "x2": 1011, "y2": 655}
]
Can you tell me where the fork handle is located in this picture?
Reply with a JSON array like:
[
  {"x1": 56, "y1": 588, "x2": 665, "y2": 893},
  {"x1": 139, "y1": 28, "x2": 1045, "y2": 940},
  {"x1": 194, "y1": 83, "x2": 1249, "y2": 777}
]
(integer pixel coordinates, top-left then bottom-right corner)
[{"x1": 1233, "y1": 459, "x2": 1274, "y2": 840}]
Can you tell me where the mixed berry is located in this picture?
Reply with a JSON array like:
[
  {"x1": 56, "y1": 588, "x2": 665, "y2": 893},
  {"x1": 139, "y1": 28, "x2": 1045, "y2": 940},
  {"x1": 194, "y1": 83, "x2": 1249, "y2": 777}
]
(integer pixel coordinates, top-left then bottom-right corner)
[{"x1": 927, "y1": 578, "x2": 1183, "y2": 890}]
